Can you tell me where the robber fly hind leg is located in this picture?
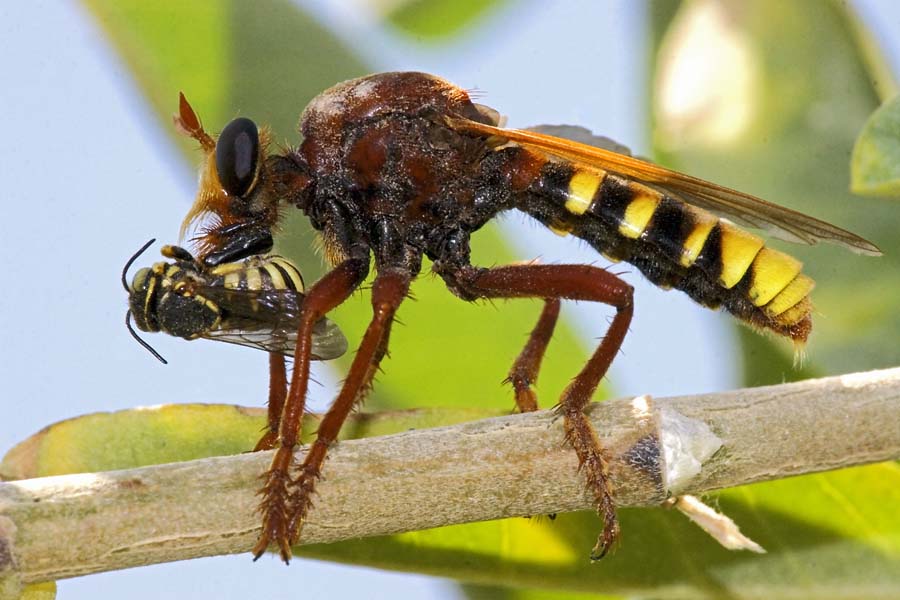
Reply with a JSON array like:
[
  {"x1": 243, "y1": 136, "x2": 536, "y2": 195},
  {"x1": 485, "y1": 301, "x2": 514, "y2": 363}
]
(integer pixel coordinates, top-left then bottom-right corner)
[
  {"x1": 505, "y1": 297, "x2": 561, "y2": 413},
  {"x1": 436, "y1": 258, "x2": 633, "y2": 560}
]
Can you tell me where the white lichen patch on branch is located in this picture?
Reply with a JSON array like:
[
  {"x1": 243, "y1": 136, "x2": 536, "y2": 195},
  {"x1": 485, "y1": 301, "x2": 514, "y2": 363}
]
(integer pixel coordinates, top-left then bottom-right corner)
[{"x1": 659, "y1": 407, "x2": 723, "y2": 493}]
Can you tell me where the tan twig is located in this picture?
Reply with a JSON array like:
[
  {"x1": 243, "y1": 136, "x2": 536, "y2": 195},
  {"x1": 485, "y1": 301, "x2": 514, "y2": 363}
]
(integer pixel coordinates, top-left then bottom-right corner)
[{"x1": 0, "y1": 367, "x2": 898, "y2": 591}]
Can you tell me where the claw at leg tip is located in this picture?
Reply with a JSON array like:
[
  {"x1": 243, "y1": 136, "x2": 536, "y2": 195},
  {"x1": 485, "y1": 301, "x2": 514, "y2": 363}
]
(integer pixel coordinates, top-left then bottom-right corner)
[
  {"x1": 252, "y1": 542, "x2": 267, "y2": 562},
  {"x1": 589, "y1": 531, "x2": 618, "y2": 562},
  {"x1": 250, "y1": 544, "x2": 293, "y2": 565},
  {"x1": 590, "y1": 548, "x2": 608, "y2": 562}
]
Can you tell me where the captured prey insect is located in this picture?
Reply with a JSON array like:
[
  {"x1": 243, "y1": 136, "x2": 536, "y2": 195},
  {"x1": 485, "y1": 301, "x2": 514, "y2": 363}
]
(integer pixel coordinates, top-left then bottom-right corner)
[
  {"x1": 171, "y1": 72, "x2": 881, "y2": 562},
  {"x1": 123, "y1": 240, "x2": 347, "y2": 449}
]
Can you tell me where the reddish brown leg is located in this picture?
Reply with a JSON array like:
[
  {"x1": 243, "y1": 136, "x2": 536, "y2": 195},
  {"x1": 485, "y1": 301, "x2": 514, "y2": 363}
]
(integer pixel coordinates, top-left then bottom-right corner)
[
  {"x1": 448, "y1": 263, "x2": 632, "y2": 559},
  {"x1": 506, "y1": 298, "x2": 560, "y2": 413},
  {"x1": 253, "y1": 258, "x2": 369, "y2": 562},
  {"x1": 253, "y1": 352, "x2": 288, "y2": 452},
  {"x1": 285, "y1": 269, "x2": 410, "y2": 546}
]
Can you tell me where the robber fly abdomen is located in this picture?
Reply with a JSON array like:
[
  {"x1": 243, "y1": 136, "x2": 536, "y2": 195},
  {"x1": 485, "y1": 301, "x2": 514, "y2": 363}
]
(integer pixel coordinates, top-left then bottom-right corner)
[{"x1": 513, "y1": 158, "x2": 813, "y2": 342}]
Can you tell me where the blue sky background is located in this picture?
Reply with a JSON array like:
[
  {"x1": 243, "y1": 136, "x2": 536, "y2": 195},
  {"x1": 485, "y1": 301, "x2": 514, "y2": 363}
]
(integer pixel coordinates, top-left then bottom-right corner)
[{"x1": 1, "y1": 1, "x2": 898, "y2": 598}]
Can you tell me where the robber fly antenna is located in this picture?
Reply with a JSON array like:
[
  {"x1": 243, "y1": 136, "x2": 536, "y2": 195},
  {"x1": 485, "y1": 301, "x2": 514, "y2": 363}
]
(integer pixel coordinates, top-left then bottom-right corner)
[
  {"x1": 122, "y1": 238, "x2": 156, "y2": 292},
  {"x1": 125, "y1": 310, "x2": 168, "y2": 365}
]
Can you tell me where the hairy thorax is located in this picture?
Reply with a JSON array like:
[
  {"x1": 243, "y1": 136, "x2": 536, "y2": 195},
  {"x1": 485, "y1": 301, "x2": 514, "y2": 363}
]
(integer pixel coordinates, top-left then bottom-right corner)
[{"x1": 295, "y1": 73, "x2": 501, "y2": 250}]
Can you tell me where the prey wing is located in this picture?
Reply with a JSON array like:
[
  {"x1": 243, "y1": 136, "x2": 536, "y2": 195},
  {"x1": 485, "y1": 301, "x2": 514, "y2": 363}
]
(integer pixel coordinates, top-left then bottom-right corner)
[{"x1": 199, "y1": 286, "x2": 348, "y2": 360}]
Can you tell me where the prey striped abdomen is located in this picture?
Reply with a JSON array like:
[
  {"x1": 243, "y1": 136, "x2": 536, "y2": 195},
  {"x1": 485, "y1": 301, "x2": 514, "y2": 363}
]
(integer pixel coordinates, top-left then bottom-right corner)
[
  {"x1": 209, "y1": 256, "x2": 306, "y2": 293},
  {"x1": 527, "y1": 161, "x2": 814, "y2": 343}
]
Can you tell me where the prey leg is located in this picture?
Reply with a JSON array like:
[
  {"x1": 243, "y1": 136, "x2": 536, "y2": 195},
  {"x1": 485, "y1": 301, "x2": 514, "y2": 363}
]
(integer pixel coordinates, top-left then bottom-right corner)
[
  {"x1": 285, "y1": 269, "x2": 411, "y2": 545},
  {"x1": 253, "y1": 258, "x2": 369, "y2": 562},
  {"x1": 441, "y1": 263, "x2": 632, "y2": 559},
  {"x1": 505, "y1": 298, "x2": 560, "y2": 413}
]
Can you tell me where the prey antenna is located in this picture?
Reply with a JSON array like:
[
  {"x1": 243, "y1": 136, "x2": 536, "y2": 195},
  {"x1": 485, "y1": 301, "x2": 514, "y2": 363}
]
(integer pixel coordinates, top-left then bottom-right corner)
[
  {"x1": 122, "y1": 238, "x2": 168, "y2": 364},
  {"x1": 125, "y1": 311, "x2": 168, "y2": 365},
  {"x1": 122, "y1": 238, "x2": 156, "y2": 291}
]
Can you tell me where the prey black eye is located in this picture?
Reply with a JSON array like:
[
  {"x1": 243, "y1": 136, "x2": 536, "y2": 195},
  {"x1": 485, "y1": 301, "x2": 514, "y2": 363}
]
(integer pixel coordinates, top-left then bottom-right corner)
[{"x1": 216, "y1": 117, "x2": 260, "y2": 198}]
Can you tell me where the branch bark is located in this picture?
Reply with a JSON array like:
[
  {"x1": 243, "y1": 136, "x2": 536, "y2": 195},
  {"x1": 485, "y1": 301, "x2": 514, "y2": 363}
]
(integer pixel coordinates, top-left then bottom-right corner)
[{"x1": 1, "y1": 367, "x2": 899, "y2": 589}]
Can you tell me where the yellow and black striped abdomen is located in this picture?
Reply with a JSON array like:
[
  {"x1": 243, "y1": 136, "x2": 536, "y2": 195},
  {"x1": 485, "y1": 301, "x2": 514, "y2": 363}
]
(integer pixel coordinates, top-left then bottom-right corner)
[
  {"x1": 529, "y1": 162, "x2": 814, "y2": 343},
  {"x1": 209, "y1": 255, "x2": 305, "y2": 293}
]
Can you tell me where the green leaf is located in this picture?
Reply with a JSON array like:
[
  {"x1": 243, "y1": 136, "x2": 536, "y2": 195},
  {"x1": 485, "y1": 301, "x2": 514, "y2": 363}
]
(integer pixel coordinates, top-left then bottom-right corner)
[
  {"x1": 0, "y1": 404, "x2": 505, "y2": 479},
  {"x1": 851, "y1": 94, "x2": 900, "y2": 196},
  {"x1": 385, "y1": 0, "x2": 509, "y2": 40},
  {"x1": 19, "y1": 582, "x2": 56, "y2": 600},
  {"x1": 461, "y1": 585, "x2": 621, "y2": 600},
  {"x1": 83, "y1": 0, "x2": 369, "y2": 160}
]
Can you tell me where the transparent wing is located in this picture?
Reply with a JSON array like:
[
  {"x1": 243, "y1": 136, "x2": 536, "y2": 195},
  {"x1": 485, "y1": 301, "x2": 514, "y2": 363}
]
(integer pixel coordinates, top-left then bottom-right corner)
[
  {"x1": 527, "y1": 125, "x2": 636, "y2": 156},
  {"x1": 204, "y1": 316, "x2": 348, "y2": 360},
  {"x1": 198, "y1": 286, "x2": 348, "y2": 360},
  {"x1": 449, "y1": 117, "x2": 881, "y2": 255}
]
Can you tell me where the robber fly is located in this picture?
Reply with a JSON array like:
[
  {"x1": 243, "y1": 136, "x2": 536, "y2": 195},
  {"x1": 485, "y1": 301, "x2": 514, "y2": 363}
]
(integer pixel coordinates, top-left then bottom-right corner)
[
  {"x1": 123, "y1": 240, "x2": 348, "y2": 450},
  {"x1": 170, "y1": 72, "x2": 880, "y2": 562}
]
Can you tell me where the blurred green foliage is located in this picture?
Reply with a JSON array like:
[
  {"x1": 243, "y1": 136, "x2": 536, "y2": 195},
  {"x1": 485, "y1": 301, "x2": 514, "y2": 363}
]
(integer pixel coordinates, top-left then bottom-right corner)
[
  {"x1": 651, "y1": 0, "x2": 899, "y2": 382},
  {"x1": 386, "y1": 0, "x2": 508, "y2": 40},
  {"x1": 8, "y1": 0, "x2": 896, "y2": 597},
  {"x1": 852, "y1": 94, "x2": 900, "y2": 196}
]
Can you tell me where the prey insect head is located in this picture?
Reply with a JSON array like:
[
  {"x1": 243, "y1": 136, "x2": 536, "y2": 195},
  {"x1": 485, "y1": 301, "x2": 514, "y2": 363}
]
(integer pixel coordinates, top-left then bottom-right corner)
[
  {"x1": 123, "y1": 238, "x2": 225, "y2": 362},
  {"x1": 122, "y1": 239, "x2": 167, "y2": 364}
]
